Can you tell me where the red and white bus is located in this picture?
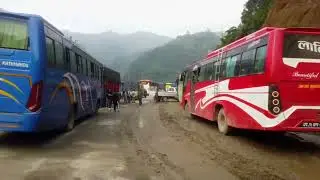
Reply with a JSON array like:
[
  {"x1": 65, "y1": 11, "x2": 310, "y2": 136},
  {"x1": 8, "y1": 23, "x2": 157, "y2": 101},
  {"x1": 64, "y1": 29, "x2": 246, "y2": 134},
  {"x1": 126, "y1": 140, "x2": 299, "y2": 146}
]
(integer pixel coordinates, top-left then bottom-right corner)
[{"x1": 178, "y1": 27, "x2": 320, "y2": 135}]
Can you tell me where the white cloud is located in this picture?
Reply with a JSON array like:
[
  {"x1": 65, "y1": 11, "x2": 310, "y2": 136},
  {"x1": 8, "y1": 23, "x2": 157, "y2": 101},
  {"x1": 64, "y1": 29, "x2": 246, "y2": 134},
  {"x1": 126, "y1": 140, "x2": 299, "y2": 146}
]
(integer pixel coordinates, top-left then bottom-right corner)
[{"x1": 1, "y1": 0, "x2": 246, "y2": 37}]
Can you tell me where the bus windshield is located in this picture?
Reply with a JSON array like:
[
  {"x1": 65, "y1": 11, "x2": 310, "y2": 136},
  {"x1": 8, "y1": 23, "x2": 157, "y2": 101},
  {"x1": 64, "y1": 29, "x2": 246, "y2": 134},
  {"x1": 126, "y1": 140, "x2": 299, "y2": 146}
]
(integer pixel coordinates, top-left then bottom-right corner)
[{"x1": 0, "y1": 18, "x2": 28, "y2": 50}]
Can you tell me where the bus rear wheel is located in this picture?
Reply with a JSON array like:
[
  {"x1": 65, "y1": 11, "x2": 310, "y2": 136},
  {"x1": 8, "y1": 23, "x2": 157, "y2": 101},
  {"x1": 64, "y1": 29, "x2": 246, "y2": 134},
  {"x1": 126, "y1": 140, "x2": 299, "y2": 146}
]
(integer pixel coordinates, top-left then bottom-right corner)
[
  {"x1": 64, "y1": 106, "x2": 75, "y2": 132},
  {"x1": 217, "y1": 108, "x2": 232, "y2": 135}
]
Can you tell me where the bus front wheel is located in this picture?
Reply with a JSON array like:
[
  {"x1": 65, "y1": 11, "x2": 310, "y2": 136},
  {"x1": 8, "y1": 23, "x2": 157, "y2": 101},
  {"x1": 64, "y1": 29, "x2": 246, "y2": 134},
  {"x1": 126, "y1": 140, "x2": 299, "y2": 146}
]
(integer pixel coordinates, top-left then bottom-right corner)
[{"x1": 217, "y1": 108, "x2": 233, "y2": 135}]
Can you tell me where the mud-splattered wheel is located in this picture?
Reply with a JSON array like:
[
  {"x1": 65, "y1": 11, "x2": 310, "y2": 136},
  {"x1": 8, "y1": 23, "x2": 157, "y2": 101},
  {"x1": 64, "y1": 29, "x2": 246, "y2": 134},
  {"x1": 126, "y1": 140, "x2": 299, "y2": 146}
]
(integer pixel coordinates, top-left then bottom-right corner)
[
  {"x1": 217, "y1": 108, "x2": 232, "y2": 135},
  {"x1": 64, "y1": 106, "x2": 75, "y2": 132}
]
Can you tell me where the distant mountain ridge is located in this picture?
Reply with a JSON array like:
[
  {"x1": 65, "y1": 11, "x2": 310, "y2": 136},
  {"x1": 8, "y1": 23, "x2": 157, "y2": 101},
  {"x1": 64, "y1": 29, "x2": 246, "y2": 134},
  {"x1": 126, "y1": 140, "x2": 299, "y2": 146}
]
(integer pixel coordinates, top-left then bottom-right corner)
[
  {"x1": 63, "y1": 30, "x2": 172, "y2": 77},
  {"x1": 125, "y1": 31, "x2": 221, "y2": 82}
]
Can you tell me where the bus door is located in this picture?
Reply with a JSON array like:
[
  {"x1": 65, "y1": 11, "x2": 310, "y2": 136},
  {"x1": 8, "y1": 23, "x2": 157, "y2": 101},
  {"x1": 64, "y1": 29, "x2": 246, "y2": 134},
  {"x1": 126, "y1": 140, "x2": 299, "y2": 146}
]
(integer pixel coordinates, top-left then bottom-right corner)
[
  {"x1": 190, "y1": 67, "x2": 199, "y2": 113},
  {"x1": 177, "y1": 72, "x2": 185, "y2": 102},
  {"x1": 213, "y1": 61, "x2": 221, "y2": 96}
]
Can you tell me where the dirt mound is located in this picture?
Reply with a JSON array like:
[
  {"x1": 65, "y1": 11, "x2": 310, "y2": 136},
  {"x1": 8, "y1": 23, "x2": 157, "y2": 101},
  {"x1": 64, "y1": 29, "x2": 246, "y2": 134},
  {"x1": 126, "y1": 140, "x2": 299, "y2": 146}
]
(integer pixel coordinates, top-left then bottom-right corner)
[{"x1": 264, "y1": 0, "x2": 320, "y2": 27}]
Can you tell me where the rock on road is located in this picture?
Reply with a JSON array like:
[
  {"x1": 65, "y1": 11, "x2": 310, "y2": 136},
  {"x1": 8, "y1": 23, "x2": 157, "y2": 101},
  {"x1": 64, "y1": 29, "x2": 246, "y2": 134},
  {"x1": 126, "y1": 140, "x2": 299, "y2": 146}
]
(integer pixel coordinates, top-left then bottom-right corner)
[{"x1": 0, "y1": 99, "x2": 320, "y2": 179}]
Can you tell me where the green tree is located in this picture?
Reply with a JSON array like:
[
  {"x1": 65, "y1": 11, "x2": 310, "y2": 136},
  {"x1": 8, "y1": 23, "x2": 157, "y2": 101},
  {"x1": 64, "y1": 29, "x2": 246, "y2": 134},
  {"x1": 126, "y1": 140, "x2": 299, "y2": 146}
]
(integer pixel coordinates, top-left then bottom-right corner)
[
  {"x1": 219, "y1": 26, "x2": 240, "y2": 48},
  {"x1": 220, "y1": 0, "x2": 273, "y2": 46}
]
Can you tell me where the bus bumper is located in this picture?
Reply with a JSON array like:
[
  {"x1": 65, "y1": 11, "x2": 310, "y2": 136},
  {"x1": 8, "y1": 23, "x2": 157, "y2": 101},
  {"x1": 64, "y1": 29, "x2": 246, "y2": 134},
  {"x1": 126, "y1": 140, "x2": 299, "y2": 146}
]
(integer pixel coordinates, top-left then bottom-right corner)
[
  {"x1": 263, "y1": 109, "x2": 320, "y2": 132},
  {"x1": 0, "y1": 112, "x2": 40, "y2": 132}
]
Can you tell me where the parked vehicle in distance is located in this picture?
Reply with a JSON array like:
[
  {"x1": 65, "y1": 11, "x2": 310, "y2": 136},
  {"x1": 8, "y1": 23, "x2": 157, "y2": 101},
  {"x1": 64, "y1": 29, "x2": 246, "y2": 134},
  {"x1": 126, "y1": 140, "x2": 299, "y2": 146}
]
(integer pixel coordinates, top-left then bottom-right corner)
[
  {"x1": 167, "y1": 87, "x2": 177, "y2": 93},
  {"x1": 139, "y1": 79, "x2": 158, "y2": 97},
  {"x1": 178, "y1": 27, "x2": 320, "y2": 135},
  {"x1": 0, "y1": 11, "x2": 119, "y2": 132},
  {"x1": 155, "y1": 85, "x2": 178, "y2": 102}
]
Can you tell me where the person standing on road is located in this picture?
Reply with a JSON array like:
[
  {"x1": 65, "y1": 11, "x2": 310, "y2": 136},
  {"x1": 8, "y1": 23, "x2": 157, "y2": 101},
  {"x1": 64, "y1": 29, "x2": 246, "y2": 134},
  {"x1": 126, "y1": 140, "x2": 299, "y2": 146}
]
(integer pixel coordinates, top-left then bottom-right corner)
[
  {"x1": 112, "y1": 92, "x2": 120, "y2": 112},
  {"x1": 107, "y1": 89, "x2": 113, "y2": 111},
  {"x1": 122, "y1": 90, "x2": 127, "y2": 104},
  {"x1": 137, "y1": 84, "x2": 143, "y2": 106},
  {"x1": 127, "y1": 91, "x2": 131, "y2": 104}
]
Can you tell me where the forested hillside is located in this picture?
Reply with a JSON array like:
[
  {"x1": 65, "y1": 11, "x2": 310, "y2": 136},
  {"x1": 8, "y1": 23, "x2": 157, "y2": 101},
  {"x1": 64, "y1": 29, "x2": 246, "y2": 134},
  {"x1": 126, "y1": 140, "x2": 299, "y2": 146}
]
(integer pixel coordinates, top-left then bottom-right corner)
[
  {"x1": 221, "y1": 0, "x2": 320, "y2": 47},
  {"x1": 220, "y1": 0, "x2": 273, "y2": 47},
  {"x1": 125, "y1": 31, "x2": 220, "y2": 82},
  {"x1": 265, "y1": 0, "x2": 320, "y2": 27},
  {"x1": 64, "y1": 30, "x2": 171, "y2": 75}
]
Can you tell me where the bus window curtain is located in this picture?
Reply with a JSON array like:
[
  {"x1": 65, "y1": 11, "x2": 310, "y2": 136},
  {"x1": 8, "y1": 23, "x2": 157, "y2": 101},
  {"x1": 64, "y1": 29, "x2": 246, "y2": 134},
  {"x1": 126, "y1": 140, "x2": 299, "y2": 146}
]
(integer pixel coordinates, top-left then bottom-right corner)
[{"x1": 0, "y1": 19, "x2": 28, "y2": 50}]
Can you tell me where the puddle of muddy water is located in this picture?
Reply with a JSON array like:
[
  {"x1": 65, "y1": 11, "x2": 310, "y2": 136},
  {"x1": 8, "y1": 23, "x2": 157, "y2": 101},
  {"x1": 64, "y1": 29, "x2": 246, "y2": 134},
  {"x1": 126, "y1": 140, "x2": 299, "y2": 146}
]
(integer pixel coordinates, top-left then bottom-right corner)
[
  {"x1": 97, "y1": 120, "x2": 122, "y2": 126},
  {"x1": 70, "y1": 151, "x2": 129, "y2": 180}
]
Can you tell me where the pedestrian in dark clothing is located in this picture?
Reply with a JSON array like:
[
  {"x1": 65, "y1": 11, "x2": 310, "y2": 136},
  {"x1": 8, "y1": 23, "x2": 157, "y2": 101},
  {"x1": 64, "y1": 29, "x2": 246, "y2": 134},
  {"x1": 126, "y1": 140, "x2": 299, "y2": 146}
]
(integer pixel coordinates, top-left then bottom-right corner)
[
  {"x1": 112, "y1": 92, "x2": 120, "y2": 112},
  {"x1": 125, "y1": 91, "x2": 129, "y2": 104},
  {"x1": 107, "y1": 90, "x2": 113, "y2": 110},
  {"x1": 137, "y1": 85, "x2": 143, "y2": 106}
]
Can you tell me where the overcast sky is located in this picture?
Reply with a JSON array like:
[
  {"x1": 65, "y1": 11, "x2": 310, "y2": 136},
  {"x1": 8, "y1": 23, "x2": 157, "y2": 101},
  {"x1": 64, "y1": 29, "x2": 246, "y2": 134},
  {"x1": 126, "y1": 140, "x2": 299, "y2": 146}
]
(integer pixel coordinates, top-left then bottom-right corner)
[{"x1": 2, "y1": 0, "x2": 247, "y2": 37}]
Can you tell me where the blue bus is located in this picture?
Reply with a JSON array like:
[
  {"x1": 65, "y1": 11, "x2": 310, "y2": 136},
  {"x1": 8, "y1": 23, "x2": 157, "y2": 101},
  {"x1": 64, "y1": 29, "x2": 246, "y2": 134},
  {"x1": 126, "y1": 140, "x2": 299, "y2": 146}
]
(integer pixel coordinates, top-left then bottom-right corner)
[{"x1": 0, "y1": 11, "x2": 117, "y2": 132}]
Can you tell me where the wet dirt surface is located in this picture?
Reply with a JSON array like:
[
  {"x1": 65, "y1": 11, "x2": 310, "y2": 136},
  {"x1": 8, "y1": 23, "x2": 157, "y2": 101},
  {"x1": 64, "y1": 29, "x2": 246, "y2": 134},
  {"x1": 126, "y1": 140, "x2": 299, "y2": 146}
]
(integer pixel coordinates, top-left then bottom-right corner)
[{"x1": 1, "y1": 99, "x2": 320, "y2": 179}]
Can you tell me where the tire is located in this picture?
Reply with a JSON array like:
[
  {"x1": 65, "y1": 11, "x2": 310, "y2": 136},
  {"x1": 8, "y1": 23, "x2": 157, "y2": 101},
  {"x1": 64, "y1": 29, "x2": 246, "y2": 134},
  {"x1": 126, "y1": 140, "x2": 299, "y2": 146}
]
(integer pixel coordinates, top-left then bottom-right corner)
[
  {"x1": 64, "y1": 106, "x2": 76, "y2": 132},
  {"x1": 217, "y1": 108, "x2": 233, "y2": 135},
  {"x1": 163, "y1": 97, "x2": 168, "y2": 102}
]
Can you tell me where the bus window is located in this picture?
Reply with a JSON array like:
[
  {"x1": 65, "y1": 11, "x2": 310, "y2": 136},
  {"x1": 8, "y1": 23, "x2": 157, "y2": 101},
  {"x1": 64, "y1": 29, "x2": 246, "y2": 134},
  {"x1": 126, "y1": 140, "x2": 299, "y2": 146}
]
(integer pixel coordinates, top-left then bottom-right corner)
[
  {"x1": 45, "y1": 37, "x2": 55, "y2": 67},
  {"x1": 79, "y1": 56, "x2": 84, "y2": 74},
  {"x1": 83, "y1": 58, "x2": 88, "y2": 76},
  {"x1": 204, "y1": 62, "x2": 213, "y2": 80},
  {"x1": 98, "y1": 66, "x2": 101, "y2": 80},
  {"x1": 198, "y1": 66, "x2": 206, "y2": 82},
  {"x1": 55, "y1": 42, "x2": 64, "y2": 69},
  {"x1": 212, "y1": 62, "x2": 217, "y2": 81},
  {"x1": 70, "y1": 51, "x2": 77, "y2": 73},
  {"x1": 90, "y1": 62, "x2": 94, "y2": 78},
  {"x1": 96, "y1": 65, "x2": 98, "y2": 79},
  {"x1": 64, "y1": 48, "x2": 71, "y2": 71},
  {"x1": 93, "y1": 64, "x2": 96, "y2": 78},
  {"x1": 253, "y1": 45, "x2": 267, "y2": 73},
  {"x1": 220, "y1": 58, "x2": 227, "y2": 79},
  {"x1": 0, "y1": 18, "x2": 28, "y2": 50},
  {"x1": 214, "y1": 61, "x2": 221, "y2": 80},
  {"x1": 239, "y1": 49, "x2": 256, "y2": 76},
  {"x1": 75, "y1": 54, "x2": 81, "y2": 73},
  {"x1": 226, "y1": 54, "x2": 241, "y2": 77},
  {"x1": 87, "y1": 60, "x2": 91, "y2": 77},
  {"x1": 225, "y1": 57, "x2": 234, "y2": 77}
]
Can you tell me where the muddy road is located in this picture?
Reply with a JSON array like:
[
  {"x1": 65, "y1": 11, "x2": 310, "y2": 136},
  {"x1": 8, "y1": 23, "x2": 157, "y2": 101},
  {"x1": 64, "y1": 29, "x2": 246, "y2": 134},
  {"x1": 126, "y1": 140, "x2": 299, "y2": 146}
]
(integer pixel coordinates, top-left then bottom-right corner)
[{"x1": 0, "y1": 100, "x2": 320, "y2": 180}]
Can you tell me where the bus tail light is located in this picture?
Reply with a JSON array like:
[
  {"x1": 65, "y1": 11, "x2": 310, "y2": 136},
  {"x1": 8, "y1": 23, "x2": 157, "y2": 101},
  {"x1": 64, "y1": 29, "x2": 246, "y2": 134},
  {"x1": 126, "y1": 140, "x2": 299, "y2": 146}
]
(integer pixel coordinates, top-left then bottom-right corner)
[
  {"x1": 27, "y1": 81, "x2": 43, "y2": 112},
  {"x1": 269, "y1": 84, "x2": 282, "y2": 115}
]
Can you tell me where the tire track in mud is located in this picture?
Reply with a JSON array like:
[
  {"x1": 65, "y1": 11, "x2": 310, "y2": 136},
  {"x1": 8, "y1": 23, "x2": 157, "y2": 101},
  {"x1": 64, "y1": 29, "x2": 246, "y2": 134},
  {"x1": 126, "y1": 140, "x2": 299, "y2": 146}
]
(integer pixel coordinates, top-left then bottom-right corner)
[
  {"x1": 119, "y1": 108, "x2": 163, "y2": 180},
  {"x1": 120, "y1": 106, "x2": 189, "y2": 180},
  {"x1": 158, "y1": 104, "x2": 287, "y2": 180}
]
